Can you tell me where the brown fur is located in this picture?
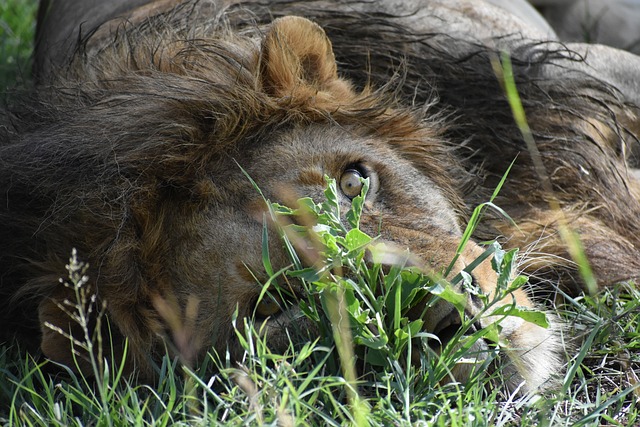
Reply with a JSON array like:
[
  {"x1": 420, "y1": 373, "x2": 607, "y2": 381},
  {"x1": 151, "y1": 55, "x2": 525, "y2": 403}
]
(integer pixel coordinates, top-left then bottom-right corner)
[{"x1": 2, "y1": 0, "x2": 640, "y2": 393}]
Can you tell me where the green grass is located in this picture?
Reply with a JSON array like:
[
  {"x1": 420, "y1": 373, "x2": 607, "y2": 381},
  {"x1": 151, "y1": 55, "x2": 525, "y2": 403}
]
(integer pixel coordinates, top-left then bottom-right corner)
[
  {"x1": 0, "y1": 2, "x2": 639, "y2": 426},
  {"x1": 0, "y1": 0, "x2": 36, "y2": 91}
]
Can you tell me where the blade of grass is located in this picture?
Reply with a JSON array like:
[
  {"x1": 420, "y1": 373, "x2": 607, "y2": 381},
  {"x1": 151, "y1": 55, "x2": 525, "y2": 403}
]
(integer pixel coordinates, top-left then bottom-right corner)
[{"x1": 493, "y1": 52, "x2": 597, "y2": 294}]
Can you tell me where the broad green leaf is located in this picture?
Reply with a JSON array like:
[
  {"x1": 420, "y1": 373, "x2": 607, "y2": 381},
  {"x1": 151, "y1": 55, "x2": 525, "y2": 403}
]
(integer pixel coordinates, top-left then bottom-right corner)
[
  {"x1": 429, "y1": 281, "x2": 467, "y2": 313},
  {"x1": 408, "y1": 319, "x2": 424, "y2": 337},
  {"x1": 363, "y1": 349, "x2": 387, "y2": 367},
  {"x1": 287, "y1": 267, "x2": 324, "y2": 282},
  {"x1": 344, "y1": 228, "x2": 372, "y2": 252},
  {"x1": 490, "y1": 305, "x2": 550, "y2": 328}
]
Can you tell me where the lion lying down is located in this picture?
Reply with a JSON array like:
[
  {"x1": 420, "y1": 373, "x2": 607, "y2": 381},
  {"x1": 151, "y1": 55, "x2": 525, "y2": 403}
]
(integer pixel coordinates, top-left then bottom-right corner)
[{"x1": 2, "y1": 0, "x2": 640, "y2": 394}]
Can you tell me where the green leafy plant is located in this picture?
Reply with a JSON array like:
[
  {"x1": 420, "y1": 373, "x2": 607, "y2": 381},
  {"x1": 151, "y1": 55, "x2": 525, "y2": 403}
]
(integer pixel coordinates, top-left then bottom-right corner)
[{"x1": 260, "y1": 175, "x2": 551, "y2": 409}]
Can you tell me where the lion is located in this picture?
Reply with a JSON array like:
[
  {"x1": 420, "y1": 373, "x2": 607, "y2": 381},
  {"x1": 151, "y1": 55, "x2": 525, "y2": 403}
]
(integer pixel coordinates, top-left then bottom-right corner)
[{"x1": 2, "y1": 0, "x2": 640, "y2": 394}]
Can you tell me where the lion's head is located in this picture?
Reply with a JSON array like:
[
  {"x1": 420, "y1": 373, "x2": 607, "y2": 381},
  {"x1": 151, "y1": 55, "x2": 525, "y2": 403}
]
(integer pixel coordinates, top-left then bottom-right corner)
[{"x1": 1, "y1": 12, "x2": 562, "y2": 393}]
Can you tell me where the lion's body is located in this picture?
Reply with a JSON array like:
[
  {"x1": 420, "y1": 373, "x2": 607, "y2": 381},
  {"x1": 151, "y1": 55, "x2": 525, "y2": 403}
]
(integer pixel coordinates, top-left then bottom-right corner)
[{"x1": 2, "y1": 0, "x2": 640, "y2": 392}]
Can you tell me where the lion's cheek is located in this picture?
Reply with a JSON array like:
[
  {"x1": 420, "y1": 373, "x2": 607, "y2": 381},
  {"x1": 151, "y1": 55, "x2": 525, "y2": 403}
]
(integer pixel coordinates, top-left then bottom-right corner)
[{"x1": 154, "y1": 260, "x2": 273, "y2": 363}]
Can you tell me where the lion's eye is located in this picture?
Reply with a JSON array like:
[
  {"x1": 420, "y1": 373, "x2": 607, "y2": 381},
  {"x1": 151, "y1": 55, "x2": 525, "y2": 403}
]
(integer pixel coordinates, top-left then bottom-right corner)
[
  {"x1": 340, "y1": 168, "x2": 364, "y2": 199},
  {"x1": 255, "y1": 294, "x2": 283, "y2": 318}
]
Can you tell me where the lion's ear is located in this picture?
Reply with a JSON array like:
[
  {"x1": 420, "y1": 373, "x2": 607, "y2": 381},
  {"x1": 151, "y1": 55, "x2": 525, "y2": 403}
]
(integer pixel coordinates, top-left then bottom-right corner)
[{"x1": 260, "y1": 16, "x2": 353, "y2": 102}]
